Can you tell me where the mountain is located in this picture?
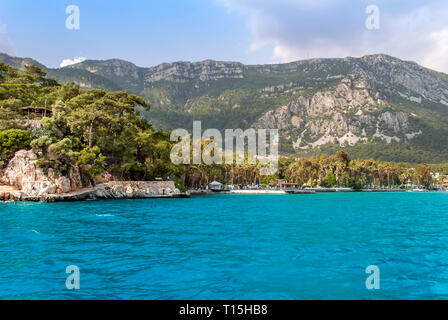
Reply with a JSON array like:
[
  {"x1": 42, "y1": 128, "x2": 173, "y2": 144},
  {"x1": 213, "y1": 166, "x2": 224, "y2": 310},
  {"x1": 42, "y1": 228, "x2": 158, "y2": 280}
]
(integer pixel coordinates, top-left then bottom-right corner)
[
  {"x1": 0, "y1": 53, "x2": 46, "y2": 70},
  {"x1": 2, "y1": 52, "x2": 448, "y2": 163}
]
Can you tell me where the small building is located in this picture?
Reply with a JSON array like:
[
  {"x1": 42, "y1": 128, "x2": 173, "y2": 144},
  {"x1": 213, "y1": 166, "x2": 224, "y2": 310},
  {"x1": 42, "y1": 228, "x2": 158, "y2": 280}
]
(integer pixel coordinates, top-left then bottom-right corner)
[
  {"x1": 20, "y1": 106, "x2": 52, "y2": 119},
  {"x1": 209, "y1": 181, "x2": 223, "y2": 191},
  {"x1": 277, "y1": 181, "x2": 301, "y2": 189}
]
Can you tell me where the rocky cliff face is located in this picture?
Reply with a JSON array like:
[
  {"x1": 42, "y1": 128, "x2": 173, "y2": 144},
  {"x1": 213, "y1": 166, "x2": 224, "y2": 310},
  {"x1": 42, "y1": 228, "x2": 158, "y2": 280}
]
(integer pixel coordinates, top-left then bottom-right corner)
[
  {"x1": 65, "y1": 59, "x2": 245, "y2": 85},
  {"x1": 67, "y1": 59, "x2": 141, "y2": 80},
  {"x1": 93, "y1": 181, "x2": 180, "y2": 199},
  {"x1": 144, "y1": 60, "x2": 245, "y2": 83},
  {"x1": 0, "y1": 149, "x2": 184, "y2": 201},
  {"x1": 254, "y1": 76, "x2": 421, "y2": 149},
  {"x1": 4, "y1": 52, "x2": 447, "y2": 103},
  {"x1": 0, "y1": 149, "x2": 82, "y2": 197},
  {"x1": 350, "y1": 55, "x2": 448, "y2": 106}
]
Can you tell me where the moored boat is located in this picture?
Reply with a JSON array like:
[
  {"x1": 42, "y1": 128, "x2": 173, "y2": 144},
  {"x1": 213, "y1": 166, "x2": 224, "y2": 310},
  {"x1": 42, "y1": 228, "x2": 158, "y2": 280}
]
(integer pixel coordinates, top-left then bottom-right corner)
[{"x1": 284, "y1": 189, "x2": 316, "y2": 194}]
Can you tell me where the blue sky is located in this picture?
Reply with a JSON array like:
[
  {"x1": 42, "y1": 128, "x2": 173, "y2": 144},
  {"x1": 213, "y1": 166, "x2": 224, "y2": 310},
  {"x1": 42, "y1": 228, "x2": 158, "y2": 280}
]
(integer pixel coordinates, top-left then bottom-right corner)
[{"x1": 0, "y1": 0, "x2": 447, "y2": 72}]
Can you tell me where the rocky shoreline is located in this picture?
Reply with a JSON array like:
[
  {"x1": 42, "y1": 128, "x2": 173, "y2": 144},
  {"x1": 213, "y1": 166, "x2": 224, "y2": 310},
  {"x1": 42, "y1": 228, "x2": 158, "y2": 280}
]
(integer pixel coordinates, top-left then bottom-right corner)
[
  {"x1": 0, "y1": 149, "x2": 189, "y2": 202},
  {"x1": 0, "y1": 181, "x2": 189, "y2": 202}
]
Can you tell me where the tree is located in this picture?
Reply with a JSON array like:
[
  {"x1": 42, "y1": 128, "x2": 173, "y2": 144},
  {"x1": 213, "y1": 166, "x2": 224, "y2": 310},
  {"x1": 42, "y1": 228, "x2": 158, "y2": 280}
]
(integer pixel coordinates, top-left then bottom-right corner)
[
  {"x1": 415, "y1": 164, "x2": 432, "y2": 187},
  {"x1": 0, "y1": 129, "x2": 31, "y2": 164}
]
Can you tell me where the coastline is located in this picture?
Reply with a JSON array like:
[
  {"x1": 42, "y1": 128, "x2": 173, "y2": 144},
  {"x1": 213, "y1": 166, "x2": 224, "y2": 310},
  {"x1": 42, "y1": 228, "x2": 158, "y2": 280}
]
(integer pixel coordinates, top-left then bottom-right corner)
[
  {"x1": 0, "y1": 181, "x2": 190, "y2": 202},
  {"x1": 188, "y1": 187, "x2": 417, "y2": 196},
  {"x1": 1, "y1": 184, "x2": 441, "y2": 203}
]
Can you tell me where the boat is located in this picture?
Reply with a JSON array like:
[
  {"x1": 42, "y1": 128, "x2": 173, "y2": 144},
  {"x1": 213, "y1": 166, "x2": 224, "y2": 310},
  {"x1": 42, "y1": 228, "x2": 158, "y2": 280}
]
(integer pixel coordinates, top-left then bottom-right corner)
[
  {"x1": 285, "y1": 189, "x2": 316, "y2": 194},
  {"x1": 210, "y1": 188, "x2": 231, "y2": 193},
  {"x1": 335, "y1": 187, "x2": 353, "y2": 192}
]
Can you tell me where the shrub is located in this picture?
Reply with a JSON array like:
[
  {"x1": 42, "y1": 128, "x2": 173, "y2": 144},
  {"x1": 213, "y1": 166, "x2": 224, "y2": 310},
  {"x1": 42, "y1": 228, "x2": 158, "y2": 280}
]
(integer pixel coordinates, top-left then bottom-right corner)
[
  {"x1": 175, "y1": 181, "x2": 188, "y2": 192},
  {"x1": 0, "y1": 129, "x2": 31, "y2": 163},
  {"x1": 77, "y1": 146, "x2": 106, "y2": 181},
  {"x1": 30, "y1": 136, "x2": 53, "y2": 152}
]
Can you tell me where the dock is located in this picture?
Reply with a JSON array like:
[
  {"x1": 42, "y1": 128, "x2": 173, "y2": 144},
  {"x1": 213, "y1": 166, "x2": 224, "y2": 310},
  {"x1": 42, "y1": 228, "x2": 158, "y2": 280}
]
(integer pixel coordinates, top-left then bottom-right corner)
[{"x1": 230, "y1": 189, "x2": 286, "y2": 195}]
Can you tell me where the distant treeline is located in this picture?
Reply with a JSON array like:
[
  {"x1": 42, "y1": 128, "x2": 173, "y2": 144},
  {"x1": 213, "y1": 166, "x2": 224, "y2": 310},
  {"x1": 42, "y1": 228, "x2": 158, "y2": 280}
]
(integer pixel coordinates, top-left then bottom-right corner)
[{"x1": 182, "y1": 150, "x2": 436, "y2": 189}]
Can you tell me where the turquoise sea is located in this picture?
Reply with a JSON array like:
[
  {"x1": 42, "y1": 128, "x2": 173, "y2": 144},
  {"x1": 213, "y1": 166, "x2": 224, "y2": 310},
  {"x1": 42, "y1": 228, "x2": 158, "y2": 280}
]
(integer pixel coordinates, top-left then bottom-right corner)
[{"x1": 1, "y1": 192, "x2": 448, "y2": 299}]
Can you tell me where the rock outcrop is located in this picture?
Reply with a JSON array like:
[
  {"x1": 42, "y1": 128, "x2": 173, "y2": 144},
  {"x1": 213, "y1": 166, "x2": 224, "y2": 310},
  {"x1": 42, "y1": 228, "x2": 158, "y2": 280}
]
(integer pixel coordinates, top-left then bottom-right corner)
[
  {"x1": 93, "y1": 181, "x2": 181, "y2": 199},
  {"x1": 144, "y1": 60, "x2": 245, "y2": 83},
  {"x1": 254, "y1": 76, "x2": 419, "y2": 149},
  {"x1": 0, "y1": 149, "x2": 82, "y2": 197},
  {"x1": 0, "y1": 185, "x2": 22, "y2": 201},
  {"x1": 11, "y1": 181, "x2": 184, "y2": 202},
  {"x1": 0, "y1": 149, "x2": 186, "y2": 202}
]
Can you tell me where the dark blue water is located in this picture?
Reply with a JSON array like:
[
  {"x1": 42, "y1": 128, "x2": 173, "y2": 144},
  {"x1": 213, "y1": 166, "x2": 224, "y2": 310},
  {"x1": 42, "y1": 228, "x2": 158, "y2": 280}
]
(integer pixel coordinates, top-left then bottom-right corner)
[{"x1": 1, "y1": 192, "x2": 448, "y2": 299}]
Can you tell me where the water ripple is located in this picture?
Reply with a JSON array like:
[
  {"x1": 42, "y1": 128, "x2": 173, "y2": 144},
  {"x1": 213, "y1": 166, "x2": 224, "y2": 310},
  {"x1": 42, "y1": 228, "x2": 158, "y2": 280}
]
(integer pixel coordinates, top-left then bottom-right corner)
[{"x1": 1, "y1": 193, "x2": 448, "y2": 299}]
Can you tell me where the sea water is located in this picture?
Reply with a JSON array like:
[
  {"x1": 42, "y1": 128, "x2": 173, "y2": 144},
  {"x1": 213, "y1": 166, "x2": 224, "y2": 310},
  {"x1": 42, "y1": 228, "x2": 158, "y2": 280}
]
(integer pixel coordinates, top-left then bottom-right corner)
[{"x1": 1, "y1": 192, "x2": 448, "y2": 299}]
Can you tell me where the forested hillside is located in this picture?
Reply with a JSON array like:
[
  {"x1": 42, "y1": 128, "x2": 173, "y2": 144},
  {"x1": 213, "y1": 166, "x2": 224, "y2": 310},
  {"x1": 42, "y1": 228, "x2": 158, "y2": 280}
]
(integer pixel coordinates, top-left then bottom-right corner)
[
  {"x1": 0, "y1": 62, "x2": 181, "y2": 184},
  {"x1": 2, "y1": 53, "x2": 447, "y2": 162}
]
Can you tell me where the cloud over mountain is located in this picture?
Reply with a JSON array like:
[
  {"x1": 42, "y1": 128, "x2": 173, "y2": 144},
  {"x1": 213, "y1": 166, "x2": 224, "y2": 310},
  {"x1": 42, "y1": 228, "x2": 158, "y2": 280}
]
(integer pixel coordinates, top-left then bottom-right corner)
[
  {"x1": 60, "y1": 57, "x2": 86, "y2": 68},
  {"x1": 218, "y1": 0, "x2": 448, "y2": 72}
]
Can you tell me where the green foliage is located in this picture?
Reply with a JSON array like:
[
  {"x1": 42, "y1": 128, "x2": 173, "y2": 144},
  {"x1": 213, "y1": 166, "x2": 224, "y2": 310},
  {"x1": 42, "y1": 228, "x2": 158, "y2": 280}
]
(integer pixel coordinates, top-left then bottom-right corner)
[
  {"x1": 180, "y1": 150, "x2": 441, "y2": 189},
  {"x1": 0, "y1": 129, "x2": 31, "y2": 163},
  {"x1": 175, "y1": 181, "x2": 188, "y2": 193},
  {"x1": 31, "y1": 136, "x2": 53, "y2": 152},
  {"x1": 77, "y1": 146, "x2": 106, "y2": 180},
  {"x1": 36, "y1": 158, "x2": 56, "y2": 175},
  {"x1": 301, "y1": 140, "x2": 448, "y2": 164},
  {"x1": 78, "y1": 146, "x2": 102, "y2": 165},
  {"x1": 0, "y1": 63, "x2": 185, "y2": 182},
  {"x1": 415, "y1": 164, "x2": 432, "y2": 187},
  {"x1": 48, "y1": 138, "x2": 78, "y2": 162},
  {"x1": 320, "y1": 173, "x2": 337, "y2": 187}
]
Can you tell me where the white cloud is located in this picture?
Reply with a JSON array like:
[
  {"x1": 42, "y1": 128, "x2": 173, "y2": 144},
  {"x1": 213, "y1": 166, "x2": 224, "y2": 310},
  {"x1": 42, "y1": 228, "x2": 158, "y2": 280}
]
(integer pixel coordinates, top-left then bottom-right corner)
[
  {"x1": 421, "y1": 29, "x2": 448, "y2": 72},
  {"x1": 0, "y1": 21, "x2": 16, "y2": 56},
  {"x1": 59, "y1": 57, "x2": 86, "y2": 68},
  {"x1": 0, "y1": 35, "x2": 16, "y2": 56},
  {"x1": 217, "y1": 0, "x2": 448, "y2": 72}
]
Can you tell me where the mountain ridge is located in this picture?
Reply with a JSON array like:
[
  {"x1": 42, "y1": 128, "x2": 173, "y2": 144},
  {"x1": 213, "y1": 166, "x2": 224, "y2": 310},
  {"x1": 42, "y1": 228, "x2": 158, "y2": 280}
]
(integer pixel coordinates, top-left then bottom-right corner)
[{"x1": 1, "y1": 52, "x2": 448, "y2": 163}]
